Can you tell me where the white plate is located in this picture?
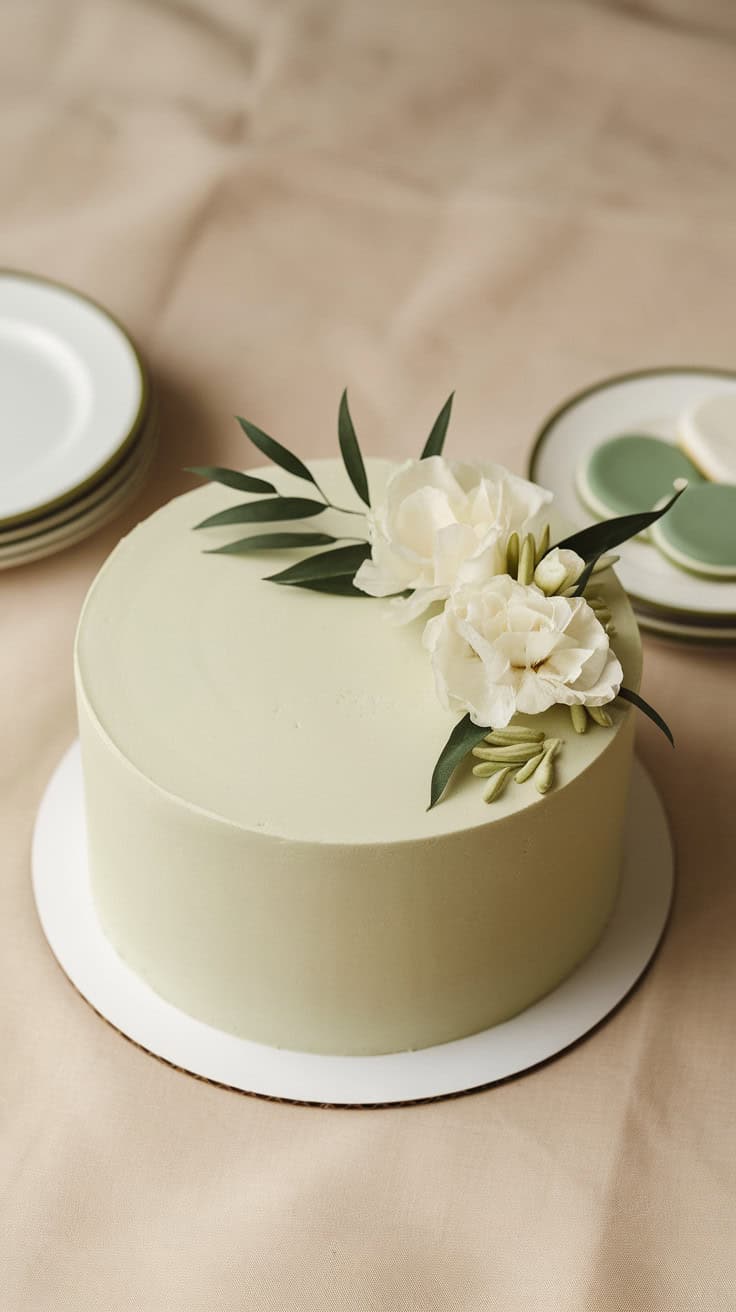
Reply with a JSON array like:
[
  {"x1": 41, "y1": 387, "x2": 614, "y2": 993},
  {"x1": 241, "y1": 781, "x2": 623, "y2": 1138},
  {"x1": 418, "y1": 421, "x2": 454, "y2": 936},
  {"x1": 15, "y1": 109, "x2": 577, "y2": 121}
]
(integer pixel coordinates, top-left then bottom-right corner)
[
  {"x1": 0, "y1": 271, "x2": 147, "y2": 525},
  {"x1": 32, "y1": 745, "x2": 673, "y2": 1107},
  {"x1": 636, "y1": 610, "x2": 736, "y2": 645},
  {"x1": 530, "y1": 368, "x2": 736, "y2": 622},
  {"x1": 0, "y1": 399, "x2": 157, "y2": 546},
  {"x1": 0, "y1": 419, "x2": 157, "y2": 570}
]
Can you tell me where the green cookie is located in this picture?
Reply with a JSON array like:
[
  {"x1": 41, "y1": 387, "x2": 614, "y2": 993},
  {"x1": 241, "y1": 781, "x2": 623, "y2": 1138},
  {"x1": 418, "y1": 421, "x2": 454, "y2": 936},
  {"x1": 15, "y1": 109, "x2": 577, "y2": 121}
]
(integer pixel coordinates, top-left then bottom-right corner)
[
  {"x1": 650, "y1": 483, "x2": 736, "y2": 578},
  {"x1": 577, "y1": 434, "x2": 702, "y2": 519}
]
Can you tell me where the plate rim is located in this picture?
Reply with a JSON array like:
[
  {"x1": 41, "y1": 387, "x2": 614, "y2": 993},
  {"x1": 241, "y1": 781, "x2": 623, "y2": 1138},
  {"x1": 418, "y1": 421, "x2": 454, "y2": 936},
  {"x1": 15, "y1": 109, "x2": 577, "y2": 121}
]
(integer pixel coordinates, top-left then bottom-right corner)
[
  {"x1": 0, "y1": 267, "x2": 150, "y2": 530},
  {"x1": 0, "y1": 398, "x2": 158, "y2": 546},
  {"x1": 0, "y1": 424, "x2": 157, "y2": 569},
  {"x1": 528, "y1": 364, "x2": 736, "y2": 622}
]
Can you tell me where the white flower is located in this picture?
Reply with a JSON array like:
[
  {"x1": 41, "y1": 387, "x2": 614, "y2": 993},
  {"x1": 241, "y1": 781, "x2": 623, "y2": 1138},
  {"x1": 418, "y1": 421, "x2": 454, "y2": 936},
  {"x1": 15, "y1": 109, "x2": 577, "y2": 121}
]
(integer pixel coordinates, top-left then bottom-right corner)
[
  {"x1": 533, "y1": 547, "x2": 585, "y2": 596},
  {"x1": 422, "y1": 575, "x2": 622, "y2": 728},
  {"x1": 353, "y1": 456, "x2": 553, "y2": 621}
]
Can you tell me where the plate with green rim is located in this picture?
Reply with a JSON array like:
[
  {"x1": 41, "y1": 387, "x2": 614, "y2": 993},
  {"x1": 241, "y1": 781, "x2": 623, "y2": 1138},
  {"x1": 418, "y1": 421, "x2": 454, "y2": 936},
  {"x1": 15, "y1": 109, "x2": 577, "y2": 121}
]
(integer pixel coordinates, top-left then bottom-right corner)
[
  {"x1": 529, "y1": 367, "x2": 736, "y2": 623},
  {"x1": 0, "y1": 409, "x2": 158, "y2": 570},
  {"x1": 0, "y1": 395, "x2": 158, "y2": 547},
  {"x1": 0, "y1": 270, "x2": 149, "y2": 529}
]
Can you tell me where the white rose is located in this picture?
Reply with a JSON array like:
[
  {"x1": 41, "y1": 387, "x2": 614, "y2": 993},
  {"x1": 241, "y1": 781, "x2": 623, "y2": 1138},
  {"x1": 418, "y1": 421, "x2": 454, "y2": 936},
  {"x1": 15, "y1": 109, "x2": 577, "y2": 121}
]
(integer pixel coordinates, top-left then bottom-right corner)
[
  {"x1": 353, "y1": 456, "x2": 553, "y2": 621},
  {"x1": 422, "y1": 575, "x2": 622, "y2": 728}
]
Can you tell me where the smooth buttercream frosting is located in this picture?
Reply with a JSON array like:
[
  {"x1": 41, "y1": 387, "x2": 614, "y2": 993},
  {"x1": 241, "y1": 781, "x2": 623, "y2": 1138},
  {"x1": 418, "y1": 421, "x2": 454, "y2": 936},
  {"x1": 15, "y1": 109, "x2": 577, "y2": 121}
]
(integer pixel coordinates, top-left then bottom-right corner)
[{"x1": 75, "y1": 459, "x2": 642, "y2": 1054}]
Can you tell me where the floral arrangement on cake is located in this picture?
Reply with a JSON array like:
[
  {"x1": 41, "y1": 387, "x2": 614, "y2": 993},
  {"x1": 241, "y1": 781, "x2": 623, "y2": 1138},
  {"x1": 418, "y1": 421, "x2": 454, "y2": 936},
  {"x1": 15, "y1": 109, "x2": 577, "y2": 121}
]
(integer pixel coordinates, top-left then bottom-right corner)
[{"x1": 189, "y1": 394, "x2": 678, "y2": 809}]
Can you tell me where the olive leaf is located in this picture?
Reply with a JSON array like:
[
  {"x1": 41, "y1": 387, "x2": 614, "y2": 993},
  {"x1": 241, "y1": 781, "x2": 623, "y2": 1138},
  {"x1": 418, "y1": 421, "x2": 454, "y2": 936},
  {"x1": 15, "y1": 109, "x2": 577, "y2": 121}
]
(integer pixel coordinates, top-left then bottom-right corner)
[
  {"x1": 552, "y1": 483, "x2": 686, "y2": 565},
  {"x1": 428, "y1": 712, "x2": 490, "y2": 809},
  {"x1": 618, "y1": 687, "x2": 674, "y2": 747},
  {"x1": 265, "y1": 542, "x2": 371, "y2": 586},
  {"x1": 572, "y1": 555, "x2": 603, "y2": 597},
  {"x1": 236, "y1": 416, "x2": 323, "y2": 492},
  {"x1": 338, "y1": 390, "x2": 370, "y2": 507},
  {"x1": 185, "y1": 466, "x2": 276, "y2": 495},
  {"x1": 194, "y1": 497, "x2": 327, "y2": 530},
  {"x1": 291, "y1": 577, "x2": 368, "y2": 596},
  {"x1": 420, "y1": 393, "x2": 455, "y2": 460},
  {"x1": 205, "y1": 532, "x2": 339, "y2": 556}
]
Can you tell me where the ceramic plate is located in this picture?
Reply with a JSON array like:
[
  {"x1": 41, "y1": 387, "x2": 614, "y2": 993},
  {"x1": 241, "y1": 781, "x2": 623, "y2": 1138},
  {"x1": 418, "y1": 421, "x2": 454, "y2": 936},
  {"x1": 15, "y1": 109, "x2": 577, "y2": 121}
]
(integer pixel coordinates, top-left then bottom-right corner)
[
  {"x1": 0, "y1": 416, "x2": 157, "y2": 570},
  {"x1": 0, "y1": 270, "x2": 148, "y2": 526},
  {"x1": 635, "y1": 610, "x2": 736, "y2": 646},
  {"x1": 529, "y1": 368, "x2": 736, "y2": 622},
  {"x1": 0, "y1": 398, "x2": 157, "y2": 546}
]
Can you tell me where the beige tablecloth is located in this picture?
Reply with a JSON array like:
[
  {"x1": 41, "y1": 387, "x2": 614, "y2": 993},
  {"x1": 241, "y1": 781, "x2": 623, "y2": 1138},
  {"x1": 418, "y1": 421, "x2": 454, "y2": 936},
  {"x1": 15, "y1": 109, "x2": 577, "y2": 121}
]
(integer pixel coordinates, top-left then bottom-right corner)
[{"x1": 3, "y1": 2, "x2": 736, "y2": 1307}]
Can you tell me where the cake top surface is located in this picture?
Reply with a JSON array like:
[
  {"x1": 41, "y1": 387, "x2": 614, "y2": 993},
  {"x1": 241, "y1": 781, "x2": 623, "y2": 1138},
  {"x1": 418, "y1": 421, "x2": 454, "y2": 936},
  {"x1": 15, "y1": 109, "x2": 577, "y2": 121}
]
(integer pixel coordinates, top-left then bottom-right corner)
[{"x1": 76, "y1": 459, "x2": 642, "y2": 844}]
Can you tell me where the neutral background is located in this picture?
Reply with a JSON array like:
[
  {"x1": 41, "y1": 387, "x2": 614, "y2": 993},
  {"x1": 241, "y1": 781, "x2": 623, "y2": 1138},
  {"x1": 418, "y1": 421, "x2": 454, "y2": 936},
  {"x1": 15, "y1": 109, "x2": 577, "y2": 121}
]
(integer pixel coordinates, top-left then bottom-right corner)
[{"x1": 2, "y1": 2, "x2": 735, "y2": 1308}]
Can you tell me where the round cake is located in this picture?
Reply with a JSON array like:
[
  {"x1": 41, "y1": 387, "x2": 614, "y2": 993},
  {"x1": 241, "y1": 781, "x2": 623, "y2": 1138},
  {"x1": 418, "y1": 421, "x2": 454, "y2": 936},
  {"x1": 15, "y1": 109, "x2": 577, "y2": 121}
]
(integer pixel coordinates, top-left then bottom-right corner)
[{"x1": 74, "y1": 458, "x2": 642, "y2": 1055}]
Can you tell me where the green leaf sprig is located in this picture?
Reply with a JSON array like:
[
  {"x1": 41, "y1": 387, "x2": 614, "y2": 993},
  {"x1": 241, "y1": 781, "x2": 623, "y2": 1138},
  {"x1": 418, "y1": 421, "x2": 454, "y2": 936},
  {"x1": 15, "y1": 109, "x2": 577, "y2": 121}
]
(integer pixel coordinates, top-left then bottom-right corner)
[
  {"x1": 190, "y1": 390, "x2": 457, "y2": 594},
  {"x1": 189, "y1": 397, "x2": 377, "y2": 593}
]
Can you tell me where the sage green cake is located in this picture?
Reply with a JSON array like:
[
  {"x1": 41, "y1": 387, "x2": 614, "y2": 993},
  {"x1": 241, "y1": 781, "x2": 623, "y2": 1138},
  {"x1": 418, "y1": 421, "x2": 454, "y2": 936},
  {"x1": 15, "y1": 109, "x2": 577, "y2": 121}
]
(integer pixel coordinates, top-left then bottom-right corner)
[{"x1": 75, "y1": 459, "x2": 642, "y2": 1056}]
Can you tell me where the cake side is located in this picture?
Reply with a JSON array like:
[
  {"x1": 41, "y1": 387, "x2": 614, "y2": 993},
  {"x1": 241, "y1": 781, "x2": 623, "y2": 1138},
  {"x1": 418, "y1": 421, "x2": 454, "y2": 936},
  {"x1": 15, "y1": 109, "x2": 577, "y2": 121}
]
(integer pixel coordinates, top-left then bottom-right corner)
[{"x1": 77, "y1": 675, "x2": 635, "y2": 1054}]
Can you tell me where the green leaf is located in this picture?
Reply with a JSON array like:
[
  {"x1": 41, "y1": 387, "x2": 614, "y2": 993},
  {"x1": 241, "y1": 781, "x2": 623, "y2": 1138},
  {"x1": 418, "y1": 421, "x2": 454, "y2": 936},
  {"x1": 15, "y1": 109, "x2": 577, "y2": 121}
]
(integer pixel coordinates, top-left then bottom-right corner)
[
  {"x1": 236, "y1": 416, "x2": 321, "y2": 491},
  {"x1": 337, "y1": 390, "x2": 370, "y2": 507},
  {"x1": 618, "y1": 687, "x2": 674, "y2": 747},
  {"x1": 420, "y1": 393, "x2": 455, "y2": 459},
  {"x1": 185, "y1": 466, "x2": 276, "y2": 495},
  {"x1": 205, "y1": 532, "x2": 339, "y2": 556},
  {"x1": 428, "y1": 712, "x2": 490, "y2": 810},
  {"x1": 573, "y1": 555, "x2": 602, "y2": 597},
  {"x1": 265, "y1": 542, "x2": 371, "y2": 585},
  {"x1": 551, "y1": 483, "x2": 686, "y2": 564},
  {"x1": 194, "y1": 497, "x2": 327, "y2": 530},
  {"x1": 292, "y1": 577, "x2": 368, "y2": 596}
]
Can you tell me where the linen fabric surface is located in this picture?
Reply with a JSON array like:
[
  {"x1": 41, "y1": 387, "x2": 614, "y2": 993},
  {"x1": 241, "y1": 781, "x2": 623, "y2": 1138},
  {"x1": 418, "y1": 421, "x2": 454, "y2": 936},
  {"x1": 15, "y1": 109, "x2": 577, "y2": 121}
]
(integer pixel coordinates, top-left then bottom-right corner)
[{"x1": 2, "y1": 1, "x2": 735, "y2": 1308}]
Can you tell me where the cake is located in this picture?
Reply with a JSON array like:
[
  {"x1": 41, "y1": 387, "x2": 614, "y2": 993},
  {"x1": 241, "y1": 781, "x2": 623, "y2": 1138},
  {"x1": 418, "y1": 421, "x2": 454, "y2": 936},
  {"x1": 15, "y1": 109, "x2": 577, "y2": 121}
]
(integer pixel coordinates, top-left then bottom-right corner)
[{"x1": 74, "y1": 442, "x2": 651, "y2": 1056}]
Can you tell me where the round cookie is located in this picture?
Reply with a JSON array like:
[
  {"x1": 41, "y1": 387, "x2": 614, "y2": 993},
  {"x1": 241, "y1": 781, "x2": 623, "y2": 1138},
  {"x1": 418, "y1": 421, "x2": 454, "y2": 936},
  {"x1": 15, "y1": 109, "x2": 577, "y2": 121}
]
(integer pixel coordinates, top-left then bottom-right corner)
[
  {"x1": 679, "y1": 392, "x2": 736, "y2": 483},
  {"x1": 650, "y1": 482, "x2": 736, "y2": 579},
  {"x1": 577, "y1": 434, "x2": 701, "y2": 520}
]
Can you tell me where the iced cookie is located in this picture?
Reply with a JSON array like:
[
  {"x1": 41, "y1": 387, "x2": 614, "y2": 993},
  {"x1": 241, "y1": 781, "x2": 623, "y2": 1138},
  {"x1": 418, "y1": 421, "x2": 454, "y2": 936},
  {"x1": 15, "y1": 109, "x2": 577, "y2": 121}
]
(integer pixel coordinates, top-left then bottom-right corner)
[
  {"x1": 650, "y1": 483, "x2": 736, "y2": 579},
  {"x1": 577, "y1": 433, "x2": 702, "y2": 520},
  {"x1": 678, "y1": 392, "x2": 736, "y2": 483}
]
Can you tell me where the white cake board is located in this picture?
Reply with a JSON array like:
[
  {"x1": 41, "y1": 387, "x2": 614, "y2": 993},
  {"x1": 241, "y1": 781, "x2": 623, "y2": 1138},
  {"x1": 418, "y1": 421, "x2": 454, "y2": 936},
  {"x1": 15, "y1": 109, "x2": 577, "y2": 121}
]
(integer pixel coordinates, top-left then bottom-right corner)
[{"x1": 32, "y1": 744, "x2": 674, "y2": 1107}]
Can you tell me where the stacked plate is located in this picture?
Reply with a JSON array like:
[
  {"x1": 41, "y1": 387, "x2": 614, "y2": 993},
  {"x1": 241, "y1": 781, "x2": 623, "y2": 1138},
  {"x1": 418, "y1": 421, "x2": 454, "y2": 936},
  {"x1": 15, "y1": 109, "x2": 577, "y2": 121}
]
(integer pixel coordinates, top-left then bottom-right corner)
[
  {"x1": 530, "y1": 368, "x2": 736, "y2": 646},
  {"x1": 0, "y1": 271, "x2": 157, "y2": 570}
]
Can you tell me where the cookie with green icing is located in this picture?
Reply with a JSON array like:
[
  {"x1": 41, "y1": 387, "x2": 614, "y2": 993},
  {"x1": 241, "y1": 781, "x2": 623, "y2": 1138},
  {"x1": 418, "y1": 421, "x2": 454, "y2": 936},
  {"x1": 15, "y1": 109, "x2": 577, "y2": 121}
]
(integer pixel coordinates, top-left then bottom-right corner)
[
  {"x1": 577, "y1": 434, "x2": 702, "y2": 520},
  {"x1": 650, "y1": 483, "x2": 736, "y2": 579}
]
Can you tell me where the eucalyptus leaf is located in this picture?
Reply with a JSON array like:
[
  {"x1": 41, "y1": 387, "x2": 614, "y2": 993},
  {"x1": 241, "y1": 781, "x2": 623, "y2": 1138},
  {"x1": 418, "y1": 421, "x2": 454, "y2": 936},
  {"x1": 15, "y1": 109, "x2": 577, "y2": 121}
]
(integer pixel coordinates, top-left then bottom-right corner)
[
  {"x1": 185, "y1": 466, "x2": 276, "y2": 495},
  {"x1": 194, "y1": 497, "x2": 327, "y2": 530},
  {"x1": 291, "y1": 577, "x2": 368, "y2": 596},
  {"x1": 420, "y1": 393, "x2": 455, "y2": 460},
  {"x1": 236, "y1": 416, "x2": 322, "y2": 491},
  {"x1": 572, "y1": 555, "x2": 603, "y2": 597},
  {"x1": 618, "y1": 687, "x2": 674, "y2": 747},
  {"x1": 205, "y1": 532, "x2": 338, "y2": 556},
  {"x1": 428, "y1": 712, "x2": 490, "y2": 810},
  {"x1": 551, "y1": 483, "x2": 686, "y2": 564},
  {"x1": 337, "y1": 390, "x2": 370, "y2": 506},
  {"x1": 265, "y1": 542, "x2": 371, "y2": 585}
]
